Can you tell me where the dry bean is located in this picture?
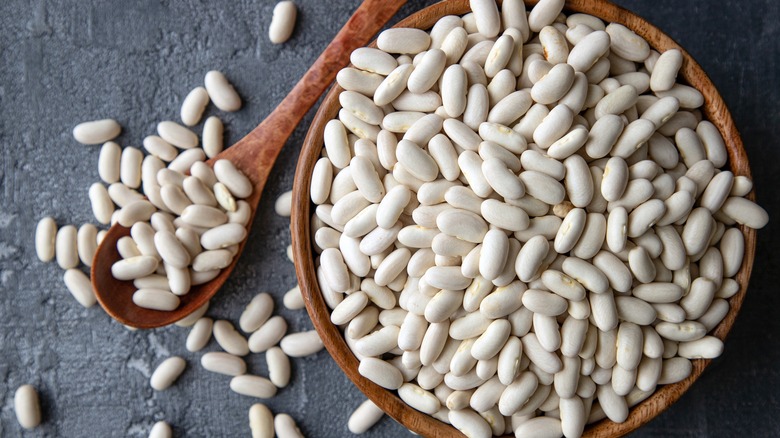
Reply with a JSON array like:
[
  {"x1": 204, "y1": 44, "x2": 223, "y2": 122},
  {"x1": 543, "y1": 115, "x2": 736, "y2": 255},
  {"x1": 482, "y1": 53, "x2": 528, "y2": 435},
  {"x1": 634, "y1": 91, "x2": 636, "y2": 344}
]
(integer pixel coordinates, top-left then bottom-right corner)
[
  {"x1": 269, "y1": 1, "x2": 297, "y2": 44},
  {"x1": 73, "y1": 119, "x2": 120, "y2": 144},
  {"x1": 150, "y1": 357, "x2": 186, "y2": 391},
  {"x1": 203, "y1": 116, "x2": 224, "y2": 158},
  {"x1": 280, "y1": 330, "x2": 324, "y2": 357},
  {"x1": 35, "y1": 217, "x2": 57, "y2": 262},
  {"x1": 205, "y1": 70, "x2": 242, "y2": 112},
  {"x1": 14, "y1": 385, "x2": 41, "y2": 430}
]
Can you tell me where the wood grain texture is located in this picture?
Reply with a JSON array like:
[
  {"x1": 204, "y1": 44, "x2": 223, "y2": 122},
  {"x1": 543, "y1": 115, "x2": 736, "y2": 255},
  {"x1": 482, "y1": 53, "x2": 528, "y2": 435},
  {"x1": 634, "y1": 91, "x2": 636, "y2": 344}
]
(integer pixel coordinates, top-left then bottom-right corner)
[
  {"x1": 91, "y1": 0, "x2": 408, "y2": 329},
  {"x1": 291, "y1": 0, "x2": 758, "y2": 437}
]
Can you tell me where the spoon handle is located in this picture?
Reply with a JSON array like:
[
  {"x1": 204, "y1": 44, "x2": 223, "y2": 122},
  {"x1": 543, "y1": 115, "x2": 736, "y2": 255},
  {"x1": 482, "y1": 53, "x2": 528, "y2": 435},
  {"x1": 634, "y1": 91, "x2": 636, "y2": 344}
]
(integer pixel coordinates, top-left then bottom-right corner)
[{"x1": 222, "y1": 0, "x2": 408, "y2": 174}]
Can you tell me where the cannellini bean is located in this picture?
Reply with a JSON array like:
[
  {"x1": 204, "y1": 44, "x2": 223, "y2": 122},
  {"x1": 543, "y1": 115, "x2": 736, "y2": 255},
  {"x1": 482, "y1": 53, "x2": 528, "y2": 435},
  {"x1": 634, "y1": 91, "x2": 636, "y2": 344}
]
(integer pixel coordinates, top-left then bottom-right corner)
[
  {"x1": 149, "y1": 421, "x2": 172, "y2": 438},
  {"x1": 249, "y1": 404, "x2": 274, "y2": 438},
  {"x1": 280, "y1": 330, "x2": 323, "y2": 357},
  {"x1": 36, "y1": 217, "x2": 57, "y2": 262},
  {"x1": 528, "y1": 0, "x2": 565, "y2": 33},
  {"x1": 377, "y1": 28, "x2": 431, "y2": 55},
  {"x1": 63, "y1": 269, "x2": 97, "y2": 308},
  {"x1": 98, "y1": 141, "x2": 122, "y2": 183},
  {"x1": 73, "y1": 119, "x2": 120, "y2": 145},
  {"x1": 205, "y1": 70, "x2": 242, "y2": 112},
  {"x1": 230, "y1": 375, "x2": 277, "y2": 399},
  {"x1": 133, "y1": 288, "x2": 180, "y2": 311},
  {"x1": 269, "y1": 1, "x2": 297, "y2": 44},
  {"x1": 150, "y1": 357, "x2": 186, "y2": 391},
  {"x1": 14, "y1": 385, "x2": 41, "y2": 430},
  {"x1": 348, "y1": 399, "x2": 385, "y2": 434}
]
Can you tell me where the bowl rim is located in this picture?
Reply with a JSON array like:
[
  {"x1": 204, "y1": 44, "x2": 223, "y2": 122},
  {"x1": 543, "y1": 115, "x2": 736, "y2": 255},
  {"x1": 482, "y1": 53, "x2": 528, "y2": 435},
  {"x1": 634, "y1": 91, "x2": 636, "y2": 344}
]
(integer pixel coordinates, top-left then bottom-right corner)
[{"x1": 291, "y1": 0, "x2": 757, "y2": 436}]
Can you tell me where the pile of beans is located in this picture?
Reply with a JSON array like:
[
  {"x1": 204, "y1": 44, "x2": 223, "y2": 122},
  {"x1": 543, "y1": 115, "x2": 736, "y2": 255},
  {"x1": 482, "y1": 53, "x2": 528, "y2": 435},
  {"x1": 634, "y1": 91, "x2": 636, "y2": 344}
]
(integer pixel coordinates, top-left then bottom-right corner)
[
  {"x1": 35, "y1": 70, "x2": 253, "y2": 313},
  {"x1": 29, "y1": 64, "x2": 335, "y2": 436},
  {"x1": 310, "y1": 0, "x2": 768, "y2": 437},
  {"x1": 107, "y1": 154, "x2": 253, "y2": 312}
]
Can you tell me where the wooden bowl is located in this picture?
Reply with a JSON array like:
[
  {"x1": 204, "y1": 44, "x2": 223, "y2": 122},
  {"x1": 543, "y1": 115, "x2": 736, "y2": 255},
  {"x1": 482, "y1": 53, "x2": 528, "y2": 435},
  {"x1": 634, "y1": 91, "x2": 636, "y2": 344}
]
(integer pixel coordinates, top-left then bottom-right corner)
[{"x1": 291, "y1": 0, "x2": 757, "y2": 436}]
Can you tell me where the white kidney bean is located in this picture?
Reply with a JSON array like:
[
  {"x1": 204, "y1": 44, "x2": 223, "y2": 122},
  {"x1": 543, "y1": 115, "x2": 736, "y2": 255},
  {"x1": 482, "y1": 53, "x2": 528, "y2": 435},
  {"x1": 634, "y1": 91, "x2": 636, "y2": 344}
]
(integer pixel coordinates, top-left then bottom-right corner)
[
  {"x1": 75, "y1": 224, "x2": 97, "y2": 267},
  {"x1": 441, "y1": 64, "x2": 468, "y2": 118},
  {"x1": 377, "y1": 28, "x2": 431, "y2": 54},
  {"x1": 398, "y1": 383, "x2": 440, "y2": 414},
  {"x1": 197, "y1": 116, "x2": 223, "y2": 158},
  {"x1": 117, "y1": 200, "x2": 156, "y2": 227},
  {"x1": 562, "y1": 258, "x2": 610, "y2": 297},
  {"x1": 184, "y1": 317, "x2": 213, "y2": 352},
  {"x1": 528, "y1": 0, "x2": 564, "y2": 32},
  {"x1": 408, "y1": 50, "x2": 447, "y2": 94},
  {"x1": 337, "y1": 68, "x2": 383, "y2": 96},
  {"x1": 351, "y1": 47, "x2": 398, "y2": 75},
  {"x1": 132, "y1": 288, "x2": 179, "y2": 311},
  {"x1": 148, "y1": 421, "x2": 172, "y2": 438},
  {"x1": 213, "y1": 159, "x2": 252, "y2": 198},
  {"x1": 63, "y1": 269, "x2": 97, "y2": 308},
  {"x1": 275, "y1": 414, "x2": 305, "y2": 438},
  {"x1": 201, "y1": 351, "x2": 246, "y2": 376},
  {"x1": 721, "y1": 196, "x2": 769, "y2": 229},
  {"x1": 534, "y1": 104, "x2": 575, "y2": 150},
  {"x1": 478, "y1": 126, "x2": 525, "y2": 160},
  {"x1": 14, "y1": 385, "x2": 41, "y2": 430},
  {"x1": 249, "y1": 403, "x2": 274, "y2": 438},
  {"x1": 150, "y1": 357, "x2": 186, "y2": 391},
  {"x1": 269, "y1": 1, "x2": 297, "y2": 44},
  {"x1": 72, "y1": 119, "x2": 121, "y2": 145},
  {"x1": 210, "y1": 320, "x2": 248, "y2": 357},
  {"x1": 697, "y1": 121, "x2": 728, "y2": 167},
  {"x1": 35, "y1": 217, "x2": 57, "y2": 262},
  {"x1": 155, "y1": 121, "x2": 197, "y2": 150},
  {"x1": 280, "y1": 330, "x2": 323, "y2": 357},
  {"x1": 488, "y1": 90, "x2": 534, "y2": 127},
  {"x1": 53, "y1": 225, "x2": 78, "y2": 269},
  {"x1": 204, "y1": 70, "x2": 242, "y2": 112},
  {"x1": 347, "y1": 399, "x2": 385, "y2": 434},
  {"x1": 656, "y1": 84, "x2": 704, "y2": 109},
  {"x1": 245, "y1": 315, "x2": 287, "y2": 354},
  {"x1": 230, "y1": 375, "x2": 277, "y2": 399},
  {"x1": 649, "y1": 49, "x2": 683, "y2": 92},
  {"x1": 179, "y1": 86, "x2": 209, "y2": 126},
  {"x1": 152, "y1": 230, "x2": 190, "y2": 269},
  {"x1": 95, "y1": 141, "x2": 123, "y2": 184}
]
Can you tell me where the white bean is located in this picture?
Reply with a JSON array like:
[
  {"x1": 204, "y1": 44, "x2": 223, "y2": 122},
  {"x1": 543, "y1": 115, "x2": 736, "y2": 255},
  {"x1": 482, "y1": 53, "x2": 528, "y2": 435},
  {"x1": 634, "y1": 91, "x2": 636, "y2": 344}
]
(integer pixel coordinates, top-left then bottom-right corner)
[
  {"x1": 203, "y1": 116, "x2": 224, "y2": 158},
  {"x1": 72, "y1": 119, "x2": 121, "y2": 145},
  {"x1": 150, "y1": 356, "x2": 186, "y2": 391},
  {"x1": 212, "y1": 160, "x2": 252, "y2": 198},
  {"x1": 35, "y1": 217, "x2": 57, "y2": 262},
  {"x1": 201, "y1": 351, "x2": 246, "y2": 376},
  {"x1": 205, "y1": 70, "x2": 242, "y2": 112},
  {"x1": 230, "y1": 375, "x2": 277, "y2": 399},
  {"x1": 133, "y1": 288, "x2": 179, "y2": 311},
  {"x1": 377, "y1": 28, "x2": 431, "y2": 54},
  {"x1": 249, "y1": 404, "x2": 274, "y2": 438},
  {"x1": 55, "y1": 225, "x2": 79, "y2": 269},
  {"x1": 63, "y1": 269, "x2": 97, "y2": 308},
  {"x1": 280, "y1": 330, "x2": 324, "y2": 357},
  {"x1": 14, "y1": 385, "x2": 41, "y2": 430},
  {"x1": 269, "y1": 1, "x2": 297, "y2": 44}
]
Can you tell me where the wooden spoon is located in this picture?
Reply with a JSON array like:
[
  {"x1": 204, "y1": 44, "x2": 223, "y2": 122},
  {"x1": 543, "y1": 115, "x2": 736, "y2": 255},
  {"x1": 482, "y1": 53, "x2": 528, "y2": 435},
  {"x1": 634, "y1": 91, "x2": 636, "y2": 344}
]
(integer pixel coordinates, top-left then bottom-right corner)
[
  {"x1": 291, "y1": 0, "x2": 757, "y2": 437},
  {"x1": 91, "y1": 0, "x2": 408, "y2": 329}
]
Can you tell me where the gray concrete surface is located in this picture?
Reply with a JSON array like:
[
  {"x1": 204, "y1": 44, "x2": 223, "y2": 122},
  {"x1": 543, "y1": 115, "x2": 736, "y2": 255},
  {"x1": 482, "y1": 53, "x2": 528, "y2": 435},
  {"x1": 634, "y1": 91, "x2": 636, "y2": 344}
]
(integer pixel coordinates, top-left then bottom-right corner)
[{"x1": 0, "y1": 0, "x2": 778, "y2": 436}]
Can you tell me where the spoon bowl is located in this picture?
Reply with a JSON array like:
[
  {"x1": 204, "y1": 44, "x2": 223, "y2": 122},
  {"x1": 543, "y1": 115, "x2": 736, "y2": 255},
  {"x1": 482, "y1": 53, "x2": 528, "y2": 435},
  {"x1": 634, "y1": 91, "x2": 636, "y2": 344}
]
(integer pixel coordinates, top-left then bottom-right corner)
[
  {"x1": 291, "y1": 0, "x2": 758, "y2": 436},
  {"x1": 91, "y1": 0, "x2": 408, "y2": 329}
]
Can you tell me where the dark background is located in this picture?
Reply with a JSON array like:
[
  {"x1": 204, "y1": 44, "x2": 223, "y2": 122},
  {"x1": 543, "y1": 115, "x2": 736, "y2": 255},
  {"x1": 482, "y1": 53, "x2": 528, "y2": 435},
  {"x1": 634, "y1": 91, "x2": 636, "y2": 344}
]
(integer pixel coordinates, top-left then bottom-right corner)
[{"x1": 0, "y1": 0, "x2": 777, "y2": 436}]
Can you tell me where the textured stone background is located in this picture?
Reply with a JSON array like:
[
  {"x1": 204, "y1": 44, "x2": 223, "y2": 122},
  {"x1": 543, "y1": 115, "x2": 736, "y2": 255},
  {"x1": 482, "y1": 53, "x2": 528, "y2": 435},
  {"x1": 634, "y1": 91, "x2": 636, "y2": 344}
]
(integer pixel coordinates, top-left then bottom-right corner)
[{"x1": 0, "y1": 0, "x2": 778, "y2": 436}]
